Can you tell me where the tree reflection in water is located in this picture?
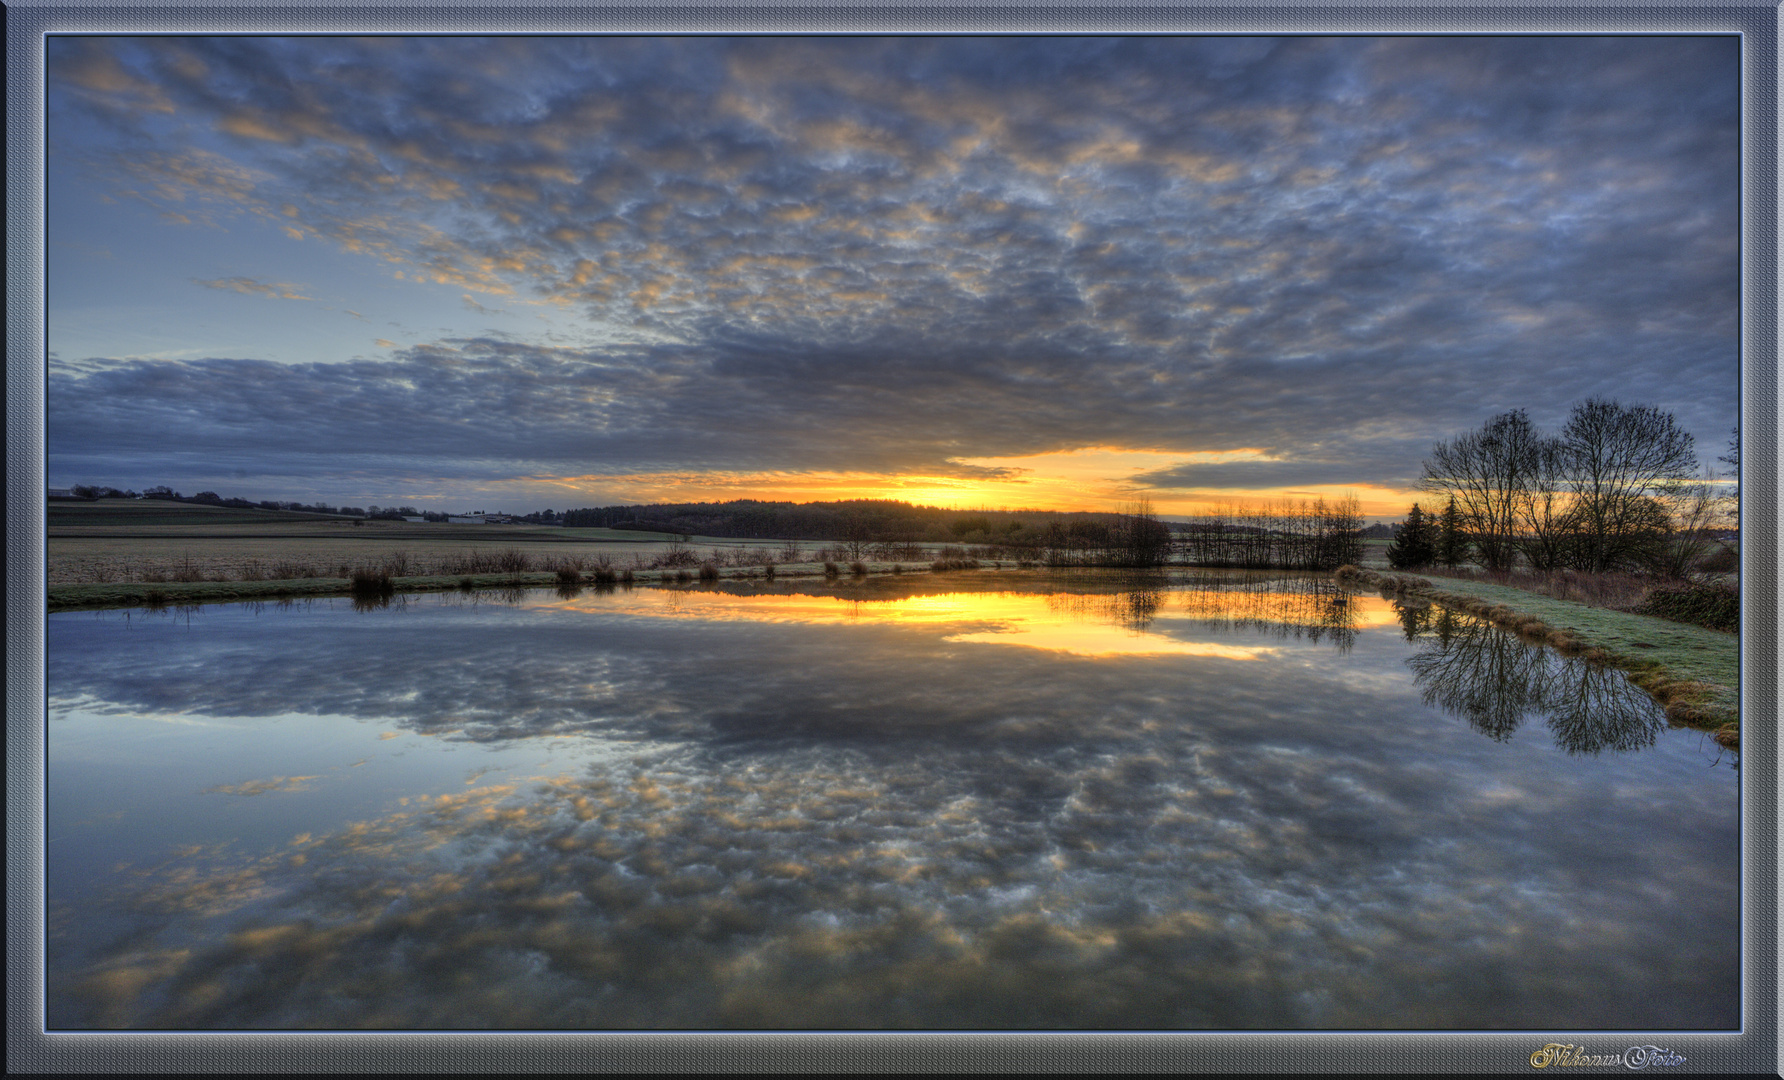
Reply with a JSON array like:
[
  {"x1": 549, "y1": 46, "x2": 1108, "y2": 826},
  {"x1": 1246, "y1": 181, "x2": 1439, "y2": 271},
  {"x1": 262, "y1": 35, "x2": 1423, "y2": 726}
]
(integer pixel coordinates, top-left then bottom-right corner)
[
  {"x1": 1042, "y1": 572, "x2": 1169, "y2": 633},
  {"x1": 1174, "y1": 571, "x2": 1360, "y2": 652},
  {"x1": 1402, "y1": 605, "x2": 1667, "y2": 754}
]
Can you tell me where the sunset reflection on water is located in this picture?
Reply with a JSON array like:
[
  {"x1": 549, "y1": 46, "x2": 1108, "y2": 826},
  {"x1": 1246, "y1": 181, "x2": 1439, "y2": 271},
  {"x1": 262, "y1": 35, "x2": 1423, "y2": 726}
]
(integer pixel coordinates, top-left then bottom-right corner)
[
  {"x1": 532, "y1": 576, "x2": 1405, "y2": 659},
  {"x1": 44, "y1": 572, "x2": 1737, "y2": 1031}
]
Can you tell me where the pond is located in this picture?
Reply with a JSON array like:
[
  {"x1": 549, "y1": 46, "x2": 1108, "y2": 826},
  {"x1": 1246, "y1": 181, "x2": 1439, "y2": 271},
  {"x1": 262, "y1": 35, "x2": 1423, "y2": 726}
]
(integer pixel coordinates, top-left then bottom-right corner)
[{"x1": 44, "y1": 570, "x2": 1738, "y2": 1030}]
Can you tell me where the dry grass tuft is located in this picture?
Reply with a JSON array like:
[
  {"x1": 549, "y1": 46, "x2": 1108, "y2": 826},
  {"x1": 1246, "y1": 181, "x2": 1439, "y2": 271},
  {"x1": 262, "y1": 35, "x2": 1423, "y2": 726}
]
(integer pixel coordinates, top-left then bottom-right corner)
[
  {"x1": 350, "y1": 567, "x2": 395, "y2": 597},
  {"x1": 1546, "y1": 631, "x2": 1584, "y2": 655}
]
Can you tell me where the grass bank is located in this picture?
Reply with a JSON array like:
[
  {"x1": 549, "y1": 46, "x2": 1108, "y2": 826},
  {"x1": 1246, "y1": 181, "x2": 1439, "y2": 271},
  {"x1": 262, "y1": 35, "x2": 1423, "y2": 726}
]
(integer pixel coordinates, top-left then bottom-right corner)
[
  {"x1": 43, "y1": 559, "x2": 992, "y2": 612},
  {"x1": 1335, "y1": 565, "x2": 1740, "y2": 748}
]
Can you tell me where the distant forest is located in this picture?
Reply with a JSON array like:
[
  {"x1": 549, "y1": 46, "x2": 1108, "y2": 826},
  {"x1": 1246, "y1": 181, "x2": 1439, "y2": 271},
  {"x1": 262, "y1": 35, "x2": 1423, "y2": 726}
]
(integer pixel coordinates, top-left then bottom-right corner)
[{"x1": 563, "y1": 499, "x2": 1156, "y2": 544}]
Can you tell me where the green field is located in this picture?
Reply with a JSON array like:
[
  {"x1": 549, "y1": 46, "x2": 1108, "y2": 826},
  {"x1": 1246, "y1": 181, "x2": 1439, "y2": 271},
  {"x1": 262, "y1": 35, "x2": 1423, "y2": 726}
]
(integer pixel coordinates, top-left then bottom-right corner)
[
  {"x1": 47, "y1": 500, "x2": 845, "y2": 585},
  {"x1": 1340, "y1": 566, "x2": 1740, "y2": 745},
  {"x1": 48, "y1": 499, "x2": 346, "y2": 527}
]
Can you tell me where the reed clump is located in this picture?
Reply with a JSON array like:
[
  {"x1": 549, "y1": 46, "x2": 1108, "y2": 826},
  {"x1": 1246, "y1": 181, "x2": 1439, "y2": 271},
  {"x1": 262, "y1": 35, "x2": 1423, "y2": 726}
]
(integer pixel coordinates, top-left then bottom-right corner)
[
  {"x1": 349, "y1": 566, "x2": 395, "y2": 598},
  {"x1": 698, "y1": 562, "x2": 720, "y2": 582}
]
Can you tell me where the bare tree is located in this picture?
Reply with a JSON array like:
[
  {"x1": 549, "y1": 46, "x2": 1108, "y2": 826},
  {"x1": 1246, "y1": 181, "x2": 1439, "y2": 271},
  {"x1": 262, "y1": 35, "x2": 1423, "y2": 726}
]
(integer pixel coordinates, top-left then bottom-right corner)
[
  {"x1": 1561, "y1": 398, "x2": 1698, "y2": 573},
  {"x1": 1513, "y1": 434, "x2": 1577, "y2": 571},
  {"x1": 1643, "y1": 474, "x2": 1724, "y2": 579},
  {"x1": 1420, "y1": 410, "x2": 1542, "y2": 572},
  {"x1": 1114, "y1": 497, "x2": 1172, "y2": 567},
  {"x1": 1718, "y1": 425, "x2": 1739, "y2": 531}
]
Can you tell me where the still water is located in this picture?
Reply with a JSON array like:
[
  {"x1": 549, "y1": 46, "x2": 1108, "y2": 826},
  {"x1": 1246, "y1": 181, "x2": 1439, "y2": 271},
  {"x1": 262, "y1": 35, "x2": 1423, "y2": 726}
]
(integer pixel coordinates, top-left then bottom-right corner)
[{"x1": 45, "y1": 571, "x2": 1738, "y2": 1030}]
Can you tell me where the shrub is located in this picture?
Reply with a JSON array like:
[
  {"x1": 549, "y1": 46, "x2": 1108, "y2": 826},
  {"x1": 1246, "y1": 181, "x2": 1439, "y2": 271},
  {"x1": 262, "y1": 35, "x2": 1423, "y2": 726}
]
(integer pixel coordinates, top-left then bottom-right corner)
[
  {"x1": 698, "y1": 562, "x2": 720, "y2": 582},
  {"x1": 556, "y1": 567, "x2": 583, "y2": 585},
  {"x1": 824, "y1": 561, "x2": 840, "y2": 576},
  {"x1": 1636, "y1": 582, "x2": 1739, "y2": 633},
  {"x1": 620, "y1": 569, "x2": 635, "y2": 585},
  {"x1": 850, "y1": 561, "x2": 868, "y2": 576},
  {"x1": 350, "y1": 567, "x2": 395, "y2": 597},
  {"x1": 651, "y1": 547, "x2": 701, "y2": 569},
  {"x1": 675, "y1": 569, "x2": 693, "y2": 583},
  {"x1": 591, "y1": 568, "x2": 618, "y2": 585},
  {"x1": 1696, "y1": 543, "x2": 1737, "y2": 574}
]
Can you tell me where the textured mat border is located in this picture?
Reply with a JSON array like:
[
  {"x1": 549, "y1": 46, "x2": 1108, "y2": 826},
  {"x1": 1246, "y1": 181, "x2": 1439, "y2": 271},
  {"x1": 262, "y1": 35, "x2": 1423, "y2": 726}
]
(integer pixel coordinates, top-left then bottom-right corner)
[{"x1": 7, "y1": 4, "x2": 1777, "y2": 1073}]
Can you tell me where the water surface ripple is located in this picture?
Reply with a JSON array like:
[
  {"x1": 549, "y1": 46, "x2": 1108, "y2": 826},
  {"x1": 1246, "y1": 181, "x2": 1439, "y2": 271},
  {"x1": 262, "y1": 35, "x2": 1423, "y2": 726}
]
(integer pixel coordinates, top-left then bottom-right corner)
[{"x1": 45, "y1": 572, "x2": 1737, "y2": 1030}]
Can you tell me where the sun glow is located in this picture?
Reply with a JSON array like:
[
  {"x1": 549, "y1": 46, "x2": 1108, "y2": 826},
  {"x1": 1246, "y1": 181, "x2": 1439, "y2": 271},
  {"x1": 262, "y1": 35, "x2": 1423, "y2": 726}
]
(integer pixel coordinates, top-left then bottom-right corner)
[
  {"x1": 537, "y1": 447, "x2": 1421, "y2": 518},
  {"x1": 536, "y1": 585, "x2": 1407, "y2": 658}
]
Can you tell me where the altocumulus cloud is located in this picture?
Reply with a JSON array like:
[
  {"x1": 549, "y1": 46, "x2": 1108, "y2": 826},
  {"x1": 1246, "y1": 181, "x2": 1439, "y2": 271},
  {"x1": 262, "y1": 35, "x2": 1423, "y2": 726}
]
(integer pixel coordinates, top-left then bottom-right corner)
[
  {"x1": 190, "y1": 276, "x2": 312, "y2": 301},
  {"x1": 47, "y1": 36, "x2": 1738, "y2": 502}
]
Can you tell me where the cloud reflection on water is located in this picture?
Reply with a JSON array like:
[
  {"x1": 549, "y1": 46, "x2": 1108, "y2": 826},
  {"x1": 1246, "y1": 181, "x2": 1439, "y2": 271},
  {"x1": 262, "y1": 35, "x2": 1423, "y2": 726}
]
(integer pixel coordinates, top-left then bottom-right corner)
[
  {"x1": 1400, "y1": 605, "x2": 1671, "y2": 755},
  {"x1": 45, "y1": 573, "x2": 1738, "y2": 1030}
]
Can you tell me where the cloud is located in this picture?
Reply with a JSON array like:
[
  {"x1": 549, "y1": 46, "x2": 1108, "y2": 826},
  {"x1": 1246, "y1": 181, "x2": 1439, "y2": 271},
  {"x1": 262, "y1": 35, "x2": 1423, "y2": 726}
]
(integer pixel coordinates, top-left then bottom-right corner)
[
  {"x1": 460, "y1": 294, "x2": 507, "y2": 316},
  {"x1": 45, "y1": 582, "x2": 1738, "y2": 1029},
  {"x1": 202, "y1": 775, "x2": 320, "y2": 797},
  {"x1": 190, "y1": 277, "x2": 313, "y2": 301},
  {"x1": 46, "y1": 37, "x2": 1739, "y2": 506}
]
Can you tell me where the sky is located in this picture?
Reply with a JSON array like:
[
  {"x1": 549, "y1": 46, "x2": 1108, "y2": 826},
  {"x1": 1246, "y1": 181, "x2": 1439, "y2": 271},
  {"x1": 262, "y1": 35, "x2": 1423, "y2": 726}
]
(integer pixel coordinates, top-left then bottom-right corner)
[{"x1": 43, "y1": 36, "x2": 1741, "y2": 519}]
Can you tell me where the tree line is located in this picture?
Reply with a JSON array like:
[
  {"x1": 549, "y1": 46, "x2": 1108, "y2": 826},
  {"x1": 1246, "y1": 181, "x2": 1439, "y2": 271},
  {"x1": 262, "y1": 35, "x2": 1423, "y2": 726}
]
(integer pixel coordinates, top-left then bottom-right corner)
[
  {"x1": 1173, "y1": 496, "x2": 1367, "y2": 571},
  {"x1": 561, "y1": 497, "x2": 1173, "y2": 563},
  {"x1": 65, "y1": 485, "x2": 454, "y2": 522},
  {"x1": 1394, "y1": 398, "x2": 1729, "y2": 576}
]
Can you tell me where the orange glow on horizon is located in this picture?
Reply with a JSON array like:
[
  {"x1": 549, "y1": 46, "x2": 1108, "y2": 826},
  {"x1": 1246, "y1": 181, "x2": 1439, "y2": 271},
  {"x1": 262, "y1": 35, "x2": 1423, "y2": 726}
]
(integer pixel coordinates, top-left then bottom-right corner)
[
  {"x1": 532, "y1": 586, "x2": 1406, "y2": 657},
  {"x1": 533, "y1": 446, "x2": 1423, "y2": 520}
]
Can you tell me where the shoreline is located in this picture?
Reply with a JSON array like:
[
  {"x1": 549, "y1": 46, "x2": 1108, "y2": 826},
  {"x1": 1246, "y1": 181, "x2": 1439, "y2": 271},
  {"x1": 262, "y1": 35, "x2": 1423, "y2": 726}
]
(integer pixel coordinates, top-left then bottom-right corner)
[
  {"x1": 1334, "y1": 565, "x2": 1739, "y2": 748},
  {"x1": 43, "y1": 560, "x2": 978, "y2": 612},
  {"x1": 45, "y1": 560, "x2": 1740, "y2": 749}
]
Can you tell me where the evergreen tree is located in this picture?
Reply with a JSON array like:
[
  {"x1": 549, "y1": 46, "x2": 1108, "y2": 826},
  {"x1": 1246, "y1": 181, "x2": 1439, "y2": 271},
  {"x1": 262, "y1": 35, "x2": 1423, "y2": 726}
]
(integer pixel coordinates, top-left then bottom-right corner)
[
  {"x1": 1386, "y1": 503, "x2": 1437, "y2": 569},
  {"x1": 1436, "y1": 497, "x2": 1466, "y2": 567}
]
